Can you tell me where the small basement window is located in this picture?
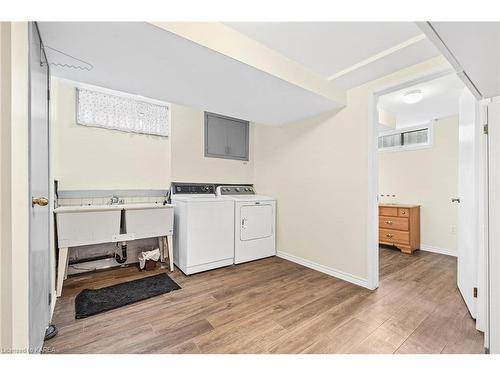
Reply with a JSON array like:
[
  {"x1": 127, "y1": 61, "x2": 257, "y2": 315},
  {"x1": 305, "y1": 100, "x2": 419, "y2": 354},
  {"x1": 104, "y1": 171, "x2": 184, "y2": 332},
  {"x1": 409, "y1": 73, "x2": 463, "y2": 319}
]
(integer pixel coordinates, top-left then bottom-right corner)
[
  {"x1": 205, "y1": 112, "x2": 249, "y2": 161},
  {"x1": 378, "y1": 124, "x2": 432, "y2": 152},
  {"x1": 76, "y1": 87, "x2": 170, "y2": 137}
]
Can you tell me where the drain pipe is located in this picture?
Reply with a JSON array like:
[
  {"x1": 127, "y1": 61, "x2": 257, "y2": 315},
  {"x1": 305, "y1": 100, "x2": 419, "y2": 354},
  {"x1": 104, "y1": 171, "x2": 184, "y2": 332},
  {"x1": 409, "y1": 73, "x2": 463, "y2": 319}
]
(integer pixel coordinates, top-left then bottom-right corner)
[{"x1": 115, "y1": 241, "x2": 128, "y2": 264}]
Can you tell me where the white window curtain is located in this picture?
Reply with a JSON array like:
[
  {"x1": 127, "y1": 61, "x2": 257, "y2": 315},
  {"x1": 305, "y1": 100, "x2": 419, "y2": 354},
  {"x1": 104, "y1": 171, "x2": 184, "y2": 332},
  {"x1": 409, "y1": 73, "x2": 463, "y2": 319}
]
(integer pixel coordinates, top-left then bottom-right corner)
[{"x1": 76, "y1": 88, "x2": 169, "y2": 137}]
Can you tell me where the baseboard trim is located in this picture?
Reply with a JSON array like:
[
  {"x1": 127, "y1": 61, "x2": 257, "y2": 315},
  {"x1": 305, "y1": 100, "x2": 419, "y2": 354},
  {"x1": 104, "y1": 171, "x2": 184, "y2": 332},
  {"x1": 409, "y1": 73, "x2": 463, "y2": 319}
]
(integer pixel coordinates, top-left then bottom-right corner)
[
  {"x1": 420, "y1": 244, "x2": 457, "y2": 257},
  {"x1": 276, "y1": 251, "x2": 370, "y2": 289}
]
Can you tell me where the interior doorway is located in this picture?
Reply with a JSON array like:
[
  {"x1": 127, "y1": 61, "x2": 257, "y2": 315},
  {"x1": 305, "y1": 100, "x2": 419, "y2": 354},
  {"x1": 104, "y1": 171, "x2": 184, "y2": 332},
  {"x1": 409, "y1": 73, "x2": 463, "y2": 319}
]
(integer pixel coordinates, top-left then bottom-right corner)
[{"x1": 367, "y1": 69, "x2": 488, "y2": 351}]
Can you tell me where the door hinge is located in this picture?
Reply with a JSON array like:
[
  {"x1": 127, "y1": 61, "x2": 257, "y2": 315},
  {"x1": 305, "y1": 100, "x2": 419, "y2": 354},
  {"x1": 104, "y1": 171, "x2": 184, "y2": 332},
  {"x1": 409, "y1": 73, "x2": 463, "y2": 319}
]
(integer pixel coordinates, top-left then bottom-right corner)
[
  {"x1": 473, "y1": 287, "x2": 478, "y2": 298},
  {"x1": 48, "y1": 292, "x2": 52, "y2": 306},
  {"x1": 47, "y1": 88, "x2": 51, "y2": 101},
  {"x1": 483, "y1": 105, "x2": 489, "y2": 134}
]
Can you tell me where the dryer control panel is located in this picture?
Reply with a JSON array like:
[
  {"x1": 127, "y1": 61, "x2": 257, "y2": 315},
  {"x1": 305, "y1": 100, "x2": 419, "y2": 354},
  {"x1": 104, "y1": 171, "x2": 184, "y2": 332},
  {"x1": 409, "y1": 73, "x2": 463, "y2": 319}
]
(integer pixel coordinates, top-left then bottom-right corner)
[{"x1": 217, "y1": 185, "x2": 255, "y2": 195}]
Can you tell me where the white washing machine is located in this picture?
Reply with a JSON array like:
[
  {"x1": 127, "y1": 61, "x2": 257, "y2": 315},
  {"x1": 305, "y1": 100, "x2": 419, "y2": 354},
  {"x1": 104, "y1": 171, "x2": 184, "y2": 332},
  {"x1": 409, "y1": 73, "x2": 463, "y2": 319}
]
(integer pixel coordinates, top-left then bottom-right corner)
[
  {"x1": 171, "y1": 182, "x2": 235, "y2": 275},
  {"x1": 216, "y1": 185, "x2": 276, "y2": 264}
]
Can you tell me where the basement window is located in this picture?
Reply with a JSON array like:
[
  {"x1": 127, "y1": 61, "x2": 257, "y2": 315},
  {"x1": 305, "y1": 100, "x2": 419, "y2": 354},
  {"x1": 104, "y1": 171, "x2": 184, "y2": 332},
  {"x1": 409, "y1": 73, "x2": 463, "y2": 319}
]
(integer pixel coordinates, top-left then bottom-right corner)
[
  {"x1": 76, "y1": 87, "x2": 170, "y2": 137},
  {"x1": 378, "y1": 124, "x2": 432, "y2": 152}
]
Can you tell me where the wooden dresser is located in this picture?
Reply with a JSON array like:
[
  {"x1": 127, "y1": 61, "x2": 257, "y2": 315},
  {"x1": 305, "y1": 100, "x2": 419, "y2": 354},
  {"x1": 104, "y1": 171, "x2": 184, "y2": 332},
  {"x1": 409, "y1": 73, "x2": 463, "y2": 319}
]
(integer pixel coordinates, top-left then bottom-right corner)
[{"x1": 379, "y1": 204, "x2": 420, "y2": 254}]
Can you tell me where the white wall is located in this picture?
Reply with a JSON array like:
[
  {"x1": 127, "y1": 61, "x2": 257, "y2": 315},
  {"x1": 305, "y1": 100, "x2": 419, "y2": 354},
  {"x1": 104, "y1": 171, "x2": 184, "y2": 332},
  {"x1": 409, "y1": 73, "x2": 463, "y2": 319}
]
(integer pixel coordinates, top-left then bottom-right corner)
[
  {"x1": 379, "y1": 116, "x2": 459, "y2": 255},
  {"x1": 0, "y1": 20, "x2": 9, "y2": 350},
  {"x1": 51, "y1": 78, "x2": 254, "y2": 190},
  {"x1": 51, "y1": 79, "x2": 171, "y2": 190},
  {"x1": 170, "y1": 103, "x2": 253, "y2": 184},
  {"x1": 253, "y1": 56, "x2": 450, "y2": 285}
]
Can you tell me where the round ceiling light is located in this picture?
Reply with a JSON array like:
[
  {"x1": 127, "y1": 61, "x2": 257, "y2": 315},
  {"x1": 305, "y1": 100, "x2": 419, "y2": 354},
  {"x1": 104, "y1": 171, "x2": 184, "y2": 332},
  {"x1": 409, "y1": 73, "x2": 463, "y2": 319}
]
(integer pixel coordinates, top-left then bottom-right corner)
[{"x1": 403, "y1": 89, "x2": 423, "y2": 104}]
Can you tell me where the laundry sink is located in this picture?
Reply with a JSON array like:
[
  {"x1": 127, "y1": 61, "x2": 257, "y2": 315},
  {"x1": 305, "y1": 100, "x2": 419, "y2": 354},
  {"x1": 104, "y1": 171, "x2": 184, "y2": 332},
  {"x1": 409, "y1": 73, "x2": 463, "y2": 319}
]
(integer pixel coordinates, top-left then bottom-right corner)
[
  {"x1": 123, "y1": 203, "x2": 174, "y2": 240},
  {"x1": 54, "y1": 205, "x2": 122, "y2": 248},
  {"x1": 54, "y1": 202, "x2": 174, "y2": 245}
]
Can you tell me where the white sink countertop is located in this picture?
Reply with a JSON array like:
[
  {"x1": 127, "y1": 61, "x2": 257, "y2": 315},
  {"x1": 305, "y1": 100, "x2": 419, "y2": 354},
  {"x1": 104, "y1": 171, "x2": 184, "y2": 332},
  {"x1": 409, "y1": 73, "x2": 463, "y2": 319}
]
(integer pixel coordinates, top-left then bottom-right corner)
[{"x1": 54, "y1": 202, "x2": 174, "y2": 213}]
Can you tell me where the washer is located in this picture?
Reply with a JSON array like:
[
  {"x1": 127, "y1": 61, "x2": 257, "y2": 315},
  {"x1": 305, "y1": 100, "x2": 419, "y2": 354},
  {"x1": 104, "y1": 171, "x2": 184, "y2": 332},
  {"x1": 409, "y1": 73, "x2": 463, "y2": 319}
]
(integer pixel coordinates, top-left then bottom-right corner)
[
  {"x1": 216, "y1": 185, "x2": 276, "y2": 264},
  {"x1": 171, "y1": 182, "x2": 234, "y2": 275}
]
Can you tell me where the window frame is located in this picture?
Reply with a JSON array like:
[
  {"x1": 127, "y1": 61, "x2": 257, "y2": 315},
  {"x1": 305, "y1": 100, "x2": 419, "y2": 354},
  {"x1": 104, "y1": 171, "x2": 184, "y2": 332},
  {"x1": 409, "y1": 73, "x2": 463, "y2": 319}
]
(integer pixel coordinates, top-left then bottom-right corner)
[
  {"x1": 378, "y1": 122, "x2": 434, "y2": 153},
  {"x1": 204, "y1": 112, "x2": 250, "y2": 161}
]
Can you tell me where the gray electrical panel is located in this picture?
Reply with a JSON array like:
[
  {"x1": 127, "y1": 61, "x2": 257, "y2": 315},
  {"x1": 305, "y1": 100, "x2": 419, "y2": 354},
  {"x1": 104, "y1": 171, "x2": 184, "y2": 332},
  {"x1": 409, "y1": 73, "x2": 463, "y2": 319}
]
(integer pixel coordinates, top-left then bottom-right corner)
[{"x1": 204, "y1": 112, "x2": 249, "y2": 161}]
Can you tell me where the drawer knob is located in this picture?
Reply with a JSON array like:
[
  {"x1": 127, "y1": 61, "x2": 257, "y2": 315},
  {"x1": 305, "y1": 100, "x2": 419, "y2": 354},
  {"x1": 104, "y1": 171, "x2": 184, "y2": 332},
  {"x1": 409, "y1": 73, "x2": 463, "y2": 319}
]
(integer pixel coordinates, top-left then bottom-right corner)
[
  {"x1": 386, "y1": 234, "x2": 394, "y2": 238},
  {"x1": 385, "y1": 220, "x2": 393, "y2": 225},
  {"x1": 401, "y1": 211, "x2": 406, "y2": 215}
]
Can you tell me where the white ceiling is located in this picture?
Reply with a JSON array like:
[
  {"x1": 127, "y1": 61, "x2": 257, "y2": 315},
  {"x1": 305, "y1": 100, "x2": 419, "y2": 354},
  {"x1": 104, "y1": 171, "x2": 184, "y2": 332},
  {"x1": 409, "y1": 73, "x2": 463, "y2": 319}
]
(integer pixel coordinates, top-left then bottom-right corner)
[
  {"x1": 424, "y1": 22, "x2": 500, "y2": 98},
  {"x1": 38, "y1": 22, "x2": 342, "y2": 126},
  {"x1": 225, "y1": 22, "x2": 441, "y2": 89},
  {"x1": 38, "y1": 22, "x2": 448, "y2": 127},
  {"x1": 378, "y1": 73, "x2": 465, "y2": 131}
]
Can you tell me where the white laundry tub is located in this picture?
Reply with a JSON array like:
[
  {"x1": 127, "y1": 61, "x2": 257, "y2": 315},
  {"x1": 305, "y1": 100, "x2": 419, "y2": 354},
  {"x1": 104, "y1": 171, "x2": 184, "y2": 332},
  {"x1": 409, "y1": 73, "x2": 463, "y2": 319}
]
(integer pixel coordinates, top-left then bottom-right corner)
[
  {"x1": 54, "y1": 205, "x2": 122, "y2": 248},
  {"x1": 123, "y1": 203, "x2": 174, "y2": 240}
]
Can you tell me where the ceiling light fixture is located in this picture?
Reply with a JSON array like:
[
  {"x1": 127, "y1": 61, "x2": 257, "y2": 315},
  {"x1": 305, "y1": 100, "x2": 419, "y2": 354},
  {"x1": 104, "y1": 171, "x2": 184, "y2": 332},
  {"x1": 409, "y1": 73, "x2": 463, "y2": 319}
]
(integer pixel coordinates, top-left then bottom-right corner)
[{"x1": 403, "y1": 89, "x2": 423, "y2": 104}]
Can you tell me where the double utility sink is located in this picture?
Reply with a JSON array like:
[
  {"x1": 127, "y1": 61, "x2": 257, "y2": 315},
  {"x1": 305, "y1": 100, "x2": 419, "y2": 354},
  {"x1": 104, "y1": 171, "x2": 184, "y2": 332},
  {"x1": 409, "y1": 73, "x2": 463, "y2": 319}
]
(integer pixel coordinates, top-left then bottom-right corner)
[{"x1": 54, "y1": 202, "x2": 174, "y2": 248}]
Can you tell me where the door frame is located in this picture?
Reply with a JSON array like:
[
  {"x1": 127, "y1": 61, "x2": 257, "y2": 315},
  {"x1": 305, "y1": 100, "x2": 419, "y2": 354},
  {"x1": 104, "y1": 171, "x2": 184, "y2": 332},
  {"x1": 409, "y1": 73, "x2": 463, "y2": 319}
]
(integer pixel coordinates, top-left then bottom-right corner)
[
  {"x1": 367, "y1": 66, "x2": 488, "y2": 344},
  {"x1": 486, "y1": 97, "x2": 500, "y2": 353},
  {"x1": 367, "y1": 67, "x2": 455, "y2": 290}
]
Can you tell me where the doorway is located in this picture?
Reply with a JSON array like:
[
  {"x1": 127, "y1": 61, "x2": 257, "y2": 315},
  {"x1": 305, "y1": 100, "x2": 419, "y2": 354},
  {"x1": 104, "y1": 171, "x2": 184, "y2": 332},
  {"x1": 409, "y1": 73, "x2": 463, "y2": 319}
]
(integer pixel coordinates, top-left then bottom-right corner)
[{"x1": 367, "y1": 69, "x2": 487, "y2": 351}]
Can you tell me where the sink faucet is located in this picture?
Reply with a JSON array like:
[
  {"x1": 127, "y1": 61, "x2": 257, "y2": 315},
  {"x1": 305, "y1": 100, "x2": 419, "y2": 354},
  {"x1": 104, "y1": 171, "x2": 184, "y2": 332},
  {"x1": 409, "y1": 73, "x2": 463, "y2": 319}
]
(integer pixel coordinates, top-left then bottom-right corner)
[{"x1": 110, "y1": 195, "x2": 121, "y2": 205}]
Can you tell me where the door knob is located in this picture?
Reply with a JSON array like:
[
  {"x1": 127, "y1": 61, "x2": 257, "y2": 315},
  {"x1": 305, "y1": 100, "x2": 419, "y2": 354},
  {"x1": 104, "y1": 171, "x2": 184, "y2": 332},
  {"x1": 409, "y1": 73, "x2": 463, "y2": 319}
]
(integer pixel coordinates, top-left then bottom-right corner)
[
  {"x1": 451, "y1": 197, "x2": 461, "y2": 203},
  {"x1": 32, "y1": 196, "x2": 49, "y2": 207}
]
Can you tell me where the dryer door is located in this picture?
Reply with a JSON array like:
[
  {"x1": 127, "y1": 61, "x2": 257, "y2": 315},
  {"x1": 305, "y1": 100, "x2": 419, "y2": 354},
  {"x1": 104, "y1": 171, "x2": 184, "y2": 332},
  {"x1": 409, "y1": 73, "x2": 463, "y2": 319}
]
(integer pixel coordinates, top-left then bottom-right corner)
[{"x1": 240, "y1": 204, "x2": 274, "y2": 241}]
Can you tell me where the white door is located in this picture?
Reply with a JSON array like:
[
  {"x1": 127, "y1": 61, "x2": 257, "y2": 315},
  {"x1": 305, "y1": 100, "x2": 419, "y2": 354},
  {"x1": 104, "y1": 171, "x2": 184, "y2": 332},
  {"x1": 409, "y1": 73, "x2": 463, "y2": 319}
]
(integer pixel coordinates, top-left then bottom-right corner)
[
  {"x1": 29, "y1": 23, "x2": 51, "y2": 351},
  {"x1": 240, "y1": 204, "x2": 274, "y2": 241},
  {"x1": 488, "y1": 99, "x2": 500, "y2": 353},
  {"x1": 457, "y1": 88, "x2": 478, "y2": 317}
]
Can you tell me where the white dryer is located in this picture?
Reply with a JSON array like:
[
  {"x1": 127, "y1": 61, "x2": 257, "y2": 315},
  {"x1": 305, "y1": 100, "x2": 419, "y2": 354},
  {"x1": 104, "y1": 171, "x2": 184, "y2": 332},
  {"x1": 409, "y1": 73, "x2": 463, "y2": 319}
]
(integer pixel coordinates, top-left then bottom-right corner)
[
  {"x1": 171, "y1": 183, "x2": 235, "y2": 275},
  {"x1": 216, "y1": 185, "x2": 276, "y2": 264}
]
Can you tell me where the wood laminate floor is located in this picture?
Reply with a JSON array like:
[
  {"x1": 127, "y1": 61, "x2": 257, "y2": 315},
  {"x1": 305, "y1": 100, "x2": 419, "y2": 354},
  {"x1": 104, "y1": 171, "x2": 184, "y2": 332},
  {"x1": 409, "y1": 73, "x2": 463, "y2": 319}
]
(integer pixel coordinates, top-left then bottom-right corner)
[{"x1": 46, "y1": 247, "x2": 484, "y2": 354}]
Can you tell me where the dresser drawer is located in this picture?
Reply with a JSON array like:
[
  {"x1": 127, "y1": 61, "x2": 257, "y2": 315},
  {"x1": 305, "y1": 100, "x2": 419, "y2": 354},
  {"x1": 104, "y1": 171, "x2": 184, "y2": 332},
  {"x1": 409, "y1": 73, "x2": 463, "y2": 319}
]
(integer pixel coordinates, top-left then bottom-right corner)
[
  {"x1": 398, "y1": 208, "x2": 410, "y2": 217},
  {"x1": 379, "y1": 228, "x2": 410, "y2": 245},
  {"x1": 379, "y1": 216, "x2": 409, "y2": 231},
  {"x1": 379, "y1": 206, "x2": 398, "y2": 217}
]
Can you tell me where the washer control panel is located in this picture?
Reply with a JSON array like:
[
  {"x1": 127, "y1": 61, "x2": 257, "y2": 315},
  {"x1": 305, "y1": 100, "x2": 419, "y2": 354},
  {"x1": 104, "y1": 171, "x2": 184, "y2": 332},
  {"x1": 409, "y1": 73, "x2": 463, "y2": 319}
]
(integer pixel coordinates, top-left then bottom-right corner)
[
  {"x1": 217, "y1": 185, "x2": 255, "y2": 195},
  {"x1": 171, "y1": 183, "x2": 215, "y2": 195}
]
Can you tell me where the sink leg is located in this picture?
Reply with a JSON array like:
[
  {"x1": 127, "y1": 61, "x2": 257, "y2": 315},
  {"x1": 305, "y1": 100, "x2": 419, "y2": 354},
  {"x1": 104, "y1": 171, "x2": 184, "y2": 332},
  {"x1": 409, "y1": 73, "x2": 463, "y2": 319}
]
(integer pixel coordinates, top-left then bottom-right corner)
[
  {"x1": 56, "y1": 247, "x2": 69, "y2": 297},
  {"x1": 158, "y1": 237, "x2": 164, "y2": 262},
  {"x1": 161, "y1": 237, "x2": 167, "y2": 266},
  {"x1": 166, "y1": 235, "x2": 173, "y2": 272}
]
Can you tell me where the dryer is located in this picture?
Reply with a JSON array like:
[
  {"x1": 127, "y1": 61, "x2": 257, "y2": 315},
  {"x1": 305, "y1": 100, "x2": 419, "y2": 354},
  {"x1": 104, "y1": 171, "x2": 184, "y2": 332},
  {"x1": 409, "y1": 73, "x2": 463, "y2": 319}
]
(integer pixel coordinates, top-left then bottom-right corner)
[
  {"x1": 216, "y1": 185, "x2": 276, "y2": 264},
  {"x1": 171, "y1": 182, "x2": 235, "y2": 274}
]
